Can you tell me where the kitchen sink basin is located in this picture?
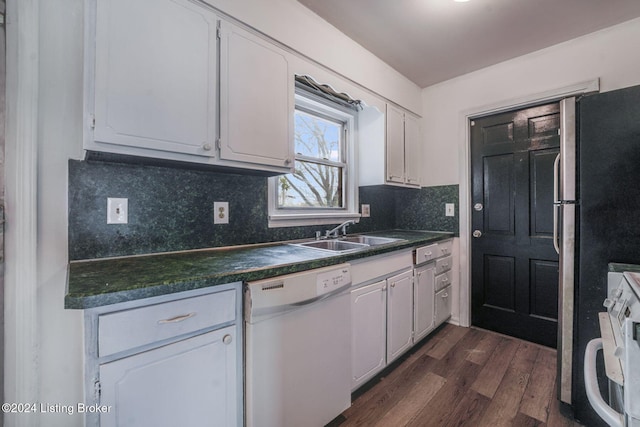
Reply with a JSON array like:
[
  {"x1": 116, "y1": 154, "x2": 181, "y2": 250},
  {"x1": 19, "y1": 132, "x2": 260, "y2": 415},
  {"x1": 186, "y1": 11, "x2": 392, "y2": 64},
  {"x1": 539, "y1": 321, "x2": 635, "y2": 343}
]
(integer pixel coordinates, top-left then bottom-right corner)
[
  {"x1": 341, "y1": 235, "x2": 403, "y2": 246},
  {"x1": 294, "y1": 240, "x2": 369, "y2": 253},
  {"x1": 291, "y1": 235, "x2": 405, "y2": 253}
]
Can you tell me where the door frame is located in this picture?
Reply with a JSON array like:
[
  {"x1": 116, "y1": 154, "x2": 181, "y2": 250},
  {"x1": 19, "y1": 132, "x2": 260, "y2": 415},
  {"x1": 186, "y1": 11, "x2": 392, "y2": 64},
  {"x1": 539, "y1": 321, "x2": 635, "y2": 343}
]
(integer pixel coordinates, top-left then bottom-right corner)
[
  {"x1": 457, "y1": 79, "x2": 599, "y2": 327},
  {"x1": 4, "y1": 0, "x2": 40, "y2": 420}
]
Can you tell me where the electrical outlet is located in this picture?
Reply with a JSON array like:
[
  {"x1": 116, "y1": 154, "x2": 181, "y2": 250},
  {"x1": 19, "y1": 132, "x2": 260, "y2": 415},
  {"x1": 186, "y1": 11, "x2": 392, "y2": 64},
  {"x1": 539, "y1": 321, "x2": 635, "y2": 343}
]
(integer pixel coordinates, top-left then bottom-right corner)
[
  {"x1": 361, "y1": 204, "x2": 371, "y2": 218},
  {"x1": 214, "y1": 201, "x2": 229, "y2": 224},
  {"x1": 445, "y1": 203, "x2": 455, "y2": 217},
  {"x1": 107, "y1": 198, "x2": 128, "y2": 224}
]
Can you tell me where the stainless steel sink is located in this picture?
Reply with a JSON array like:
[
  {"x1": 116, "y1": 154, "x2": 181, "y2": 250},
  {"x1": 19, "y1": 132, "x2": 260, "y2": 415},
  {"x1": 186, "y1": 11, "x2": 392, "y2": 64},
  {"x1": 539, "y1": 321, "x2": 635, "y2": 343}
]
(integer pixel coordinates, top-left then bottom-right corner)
[
  {"x1": 294, "y1": 240, "x2": 369, "y2": 253},
  {"x1": 341, "y1": 235, "x2": 403, "y2": 246},
  {"x1": 291, "y1": 235, "x2": 404, "y2": 253}
]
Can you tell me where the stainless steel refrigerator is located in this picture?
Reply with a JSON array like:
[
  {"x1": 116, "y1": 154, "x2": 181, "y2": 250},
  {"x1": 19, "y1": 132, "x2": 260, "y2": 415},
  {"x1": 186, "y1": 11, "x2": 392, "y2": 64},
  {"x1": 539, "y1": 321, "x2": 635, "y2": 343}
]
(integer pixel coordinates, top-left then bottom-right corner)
[{"x1": 556, "y1": 85, "x2": 640, "y2": 426}]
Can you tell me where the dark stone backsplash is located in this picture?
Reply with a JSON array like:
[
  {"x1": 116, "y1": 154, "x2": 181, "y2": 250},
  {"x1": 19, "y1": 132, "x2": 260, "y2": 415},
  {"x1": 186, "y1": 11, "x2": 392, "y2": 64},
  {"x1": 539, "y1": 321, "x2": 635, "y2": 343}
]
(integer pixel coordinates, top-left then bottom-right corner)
[{"x1": 68, "y1": 159, "x2": 458, "y2": 260}]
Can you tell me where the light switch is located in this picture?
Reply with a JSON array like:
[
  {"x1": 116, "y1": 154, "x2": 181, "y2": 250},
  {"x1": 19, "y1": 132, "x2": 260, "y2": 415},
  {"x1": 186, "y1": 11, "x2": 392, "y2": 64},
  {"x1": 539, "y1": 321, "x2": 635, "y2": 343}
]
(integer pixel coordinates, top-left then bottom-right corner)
[
  {"x1": 445, "y1": 203, "x2": 455, "y2": 217},
  {"x1": 107, "y1": 198, "x2": 128, "y2": 224}
]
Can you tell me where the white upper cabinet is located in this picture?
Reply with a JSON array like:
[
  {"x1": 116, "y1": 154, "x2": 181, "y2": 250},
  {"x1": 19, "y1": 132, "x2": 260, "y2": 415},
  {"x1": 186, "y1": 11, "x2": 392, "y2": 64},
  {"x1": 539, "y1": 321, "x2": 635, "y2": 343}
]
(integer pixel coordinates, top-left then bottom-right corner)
[
  {"x1": 359, "y1": 103, "x2": 422, "y2": 188},
  {"x1": 91, "y1": 0, "x2": 217, "y2": 156},
  {"x1": 404, "y1": 113, "x2": 421, "y2": 187},
  {"x1": 219, "y1": 20, "x2": 294, "y2": 171},
  {"x1": 385, "y1": 104, "x2": 406, "y2": 185},
  {"x1": 87, "y1": 0, "x2": 294, "y2": 174}
]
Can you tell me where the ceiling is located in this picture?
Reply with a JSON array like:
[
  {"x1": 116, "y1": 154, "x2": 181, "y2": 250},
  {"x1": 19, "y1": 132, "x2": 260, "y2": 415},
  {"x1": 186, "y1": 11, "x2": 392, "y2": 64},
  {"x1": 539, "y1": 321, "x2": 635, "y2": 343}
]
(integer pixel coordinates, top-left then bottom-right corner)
[{"x1": 296, "y1": 0, "x2": 640, "y2": 88}]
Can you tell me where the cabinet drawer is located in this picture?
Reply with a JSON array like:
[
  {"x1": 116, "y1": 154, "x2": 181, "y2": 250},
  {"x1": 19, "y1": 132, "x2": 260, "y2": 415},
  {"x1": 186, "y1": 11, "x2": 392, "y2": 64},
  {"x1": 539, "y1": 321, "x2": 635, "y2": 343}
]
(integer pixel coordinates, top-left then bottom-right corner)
[
  {"x1": 435, "y1": 256, "x2": 452, "y2": 275},
  {"x1": 437, "y1": 240, "x2": 453, "y2": 257},
  {"x1": 415, "y1": 244, "x2": 438, "y2": 265},
  {"x1": 99, "y1": 289, "x2": 236, "y2": 357},
  {"x1": 435, "y1": 285, "x2": 452, "y2": 326},
  {"x1": 351, "y1": 250, "x2": 413, "y2": 285},
  {"x1": 435, "y1": 270, "x2": 452, "y2": 292}
]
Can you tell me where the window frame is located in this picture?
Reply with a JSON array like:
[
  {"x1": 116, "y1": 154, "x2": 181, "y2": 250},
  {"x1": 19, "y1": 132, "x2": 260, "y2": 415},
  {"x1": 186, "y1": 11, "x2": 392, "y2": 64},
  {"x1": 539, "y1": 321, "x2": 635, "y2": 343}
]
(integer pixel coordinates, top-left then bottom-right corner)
[{"x1": 268, "y1": 90, "x2": 360, "y2": 228}]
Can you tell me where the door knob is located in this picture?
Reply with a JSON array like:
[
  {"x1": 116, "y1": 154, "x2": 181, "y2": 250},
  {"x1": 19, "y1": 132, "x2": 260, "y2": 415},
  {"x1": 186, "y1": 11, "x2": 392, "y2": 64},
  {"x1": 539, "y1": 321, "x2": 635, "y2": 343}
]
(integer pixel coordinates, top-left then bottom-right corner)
[
  {"x1": 473, "y1": 230, "x2": 482, "y2": 238},
  {"x1": 474, "y1": 203, "x2": 483, "y2": 211}
]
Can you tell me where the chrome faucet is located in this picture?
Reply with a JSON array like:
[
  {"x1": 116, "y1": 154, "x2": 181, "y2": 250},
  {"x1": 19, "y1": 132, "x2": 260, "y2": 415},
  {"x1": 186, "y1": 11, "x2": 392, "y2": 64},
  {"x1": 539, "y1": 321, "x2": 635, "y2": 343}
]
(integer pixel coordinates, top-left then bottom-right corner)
[{"x1": 325, "y1": 219, "x2": 359, "y2": 239}]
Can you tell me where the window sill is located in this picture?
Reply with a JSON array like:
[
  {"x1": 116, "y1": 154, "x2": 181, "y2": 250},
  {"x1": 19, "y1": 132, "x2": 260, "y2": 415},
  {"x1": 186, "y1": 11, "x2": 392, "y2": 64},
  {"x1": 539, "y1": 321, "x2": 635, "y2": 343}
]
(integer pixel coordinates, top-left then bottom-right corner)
[{"x1": 268, "y1": 212, "x2": 361, "y2": 228}]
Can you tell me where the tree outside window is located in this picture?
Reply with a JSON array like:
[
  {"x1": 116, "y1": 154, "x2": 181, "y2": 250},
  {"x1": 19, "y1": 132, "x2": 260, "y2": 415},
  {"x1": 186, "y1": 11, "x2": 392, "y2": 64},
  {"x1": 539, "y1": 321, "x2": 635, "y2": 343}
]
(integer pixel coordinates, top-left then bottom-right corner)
[{"x1": 278, "y1": 108, "x2": 346, "y2": 209}]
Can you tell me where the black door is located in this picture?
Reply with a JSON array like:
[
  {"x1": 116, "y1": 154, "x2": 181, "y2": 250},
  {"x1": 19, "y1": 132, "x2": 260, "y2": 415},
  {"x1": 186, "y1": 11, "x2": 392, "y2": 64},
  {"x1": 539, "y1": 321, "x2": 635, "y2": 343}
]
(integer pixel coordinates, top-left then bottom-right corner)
[{"x1": 471, "y1": 103, "x2": 560, "y2": 348}]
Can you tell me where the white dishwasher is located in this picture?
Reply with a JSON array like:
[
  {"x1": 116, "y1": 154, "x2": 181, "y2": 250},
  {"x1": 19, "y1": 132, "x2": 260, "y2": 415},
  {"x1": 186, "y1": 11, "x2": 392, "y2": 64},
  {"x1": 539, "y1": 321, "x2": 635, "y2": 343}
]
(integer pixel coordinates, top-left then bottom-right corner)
[{"x1": 245, "y1": 263, "x2": 352, "y2": 427}]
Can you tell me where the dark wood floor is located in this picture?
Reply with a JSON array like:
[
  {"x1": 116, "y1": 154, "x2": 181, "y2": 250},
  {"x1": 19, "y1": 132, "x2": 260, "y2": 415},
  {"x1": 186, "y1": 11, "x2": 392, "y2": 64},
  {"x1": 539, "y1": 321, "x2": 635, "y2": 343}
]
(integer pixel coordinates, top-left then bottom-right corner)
[{"x1": 333, "y1": 324, "x2": 582, "y2": 427}]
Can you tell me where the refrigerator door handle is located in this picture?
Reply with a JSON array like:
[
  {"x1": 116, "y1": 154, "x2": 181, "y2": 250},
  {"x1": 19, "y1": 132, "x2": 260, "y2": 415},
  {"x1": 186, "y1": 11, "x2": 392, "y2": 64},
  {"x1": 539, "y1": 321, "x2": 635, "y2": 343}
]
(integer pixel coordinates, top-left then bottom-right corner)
[{"x1": 553, "y1": 153, "x2": 561, "y2": 255}]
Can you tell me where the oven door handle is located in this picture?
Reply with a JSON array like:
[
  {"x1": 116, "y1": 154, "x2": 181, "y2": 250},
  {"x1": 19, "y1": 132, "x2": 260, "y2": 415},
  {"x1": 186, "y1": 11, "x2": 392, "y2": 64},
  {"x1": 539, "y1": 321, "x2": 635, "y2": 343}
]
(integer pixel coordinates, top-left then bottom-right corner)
[{"x1": 584, "y1": 338, "x2": 624, "y2": 427}]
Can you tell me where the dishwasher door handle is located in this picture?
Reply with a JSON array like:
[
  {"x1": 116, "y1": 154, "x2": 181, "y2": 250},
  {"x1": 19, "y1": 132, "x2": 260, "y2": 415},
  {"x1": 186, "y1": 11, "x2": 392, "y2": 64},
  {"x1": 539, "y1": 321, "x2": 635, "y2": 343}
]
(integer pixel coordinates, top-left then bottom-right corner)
[{"x1": 584, "y1": 338, "x2": 623, "y2": 427}]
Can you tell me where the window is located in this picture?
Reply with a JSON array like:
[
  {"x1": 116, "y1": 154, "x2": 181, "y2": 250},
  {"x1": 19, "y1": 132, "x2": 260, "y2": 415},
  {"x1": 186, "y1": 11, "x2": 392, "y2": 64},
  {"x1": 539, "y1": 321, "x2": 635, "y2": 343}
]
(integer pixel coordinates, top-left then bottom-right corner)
[{"x1": 268, "y1": 90, "x2": 359, "y2": 227}]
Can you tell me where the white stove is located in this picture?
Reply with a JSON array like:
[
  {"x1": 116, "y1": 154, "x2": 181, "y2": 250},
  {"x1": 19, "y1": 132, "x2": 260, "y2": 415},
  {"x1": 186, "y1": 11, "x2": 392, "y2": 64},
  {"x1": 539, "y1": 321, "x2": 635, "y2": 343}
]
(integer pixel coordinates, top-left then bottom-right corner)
[{"x1": 585, "y1": 267, "x2": 640, "y2": 427}]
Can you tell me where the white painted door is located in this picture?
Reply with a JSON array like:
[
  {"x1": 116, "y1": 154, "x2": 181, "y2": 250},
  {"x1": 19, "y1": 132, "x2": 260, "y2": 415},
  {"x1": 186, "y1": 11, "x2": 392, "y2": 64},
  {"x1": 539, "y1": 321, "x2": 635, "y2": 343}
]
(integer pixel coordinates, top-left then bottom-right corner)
[
  {"x1": 99, "y1": 326, "x2": 237, "y2": 427},
  {"x1": 404, "y1": 113, "x2": 421, "y2": 187},
  {"x1": 351, "y1": 280, "x2": 387, "y2": 390},
  {"x1": 219, "y1": 20, "x2": 294, "y2": 171},
  {"x1": 414, "y1": 264, "x2": 436, "y2": 342},
  {"x1": 385, "y1": 104, "x2": 405, "y2": 184},
  {"x1": 386, "y1": 269, "x2": 414, "y2": 363},
  {"x1": 93, "y1": 0, "x2": 217, "y2": 156}
]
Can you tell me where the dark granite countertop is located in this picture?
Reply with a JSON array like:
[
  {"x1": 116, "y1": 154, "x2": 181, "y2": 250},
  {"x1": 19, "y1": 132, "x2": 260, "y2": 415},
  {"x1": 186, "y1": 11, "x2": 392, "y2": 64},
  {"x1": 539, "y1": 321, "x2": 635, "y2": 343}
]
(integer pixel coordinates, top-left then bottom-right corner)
[{"x1": 66, "y1": 230, "x2": 453, "y2": 309}]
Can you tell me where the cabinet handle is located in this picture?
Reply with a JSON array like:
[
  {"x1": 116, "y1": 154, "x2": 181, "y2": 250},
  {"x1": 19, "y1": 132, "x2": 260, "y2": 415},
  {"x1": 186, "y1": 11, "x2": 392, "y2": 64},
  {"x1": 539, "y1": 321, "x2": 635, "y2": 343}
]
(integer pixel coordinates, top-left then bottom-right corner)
[
  {"x1": 157, "y1": 312, "x2": 196, "y2": 324},
  {"x1": 202, "y1": 143, "x2": 213, "y2": 151},
  {"x1": 424, "y1": 252, "x2": 432, "y2": 257},
  {"x1": 284, "y1": 158, "x2": 292, "y2": 165},
  {"x1": 441, "y1": 293, "x2": 448, "y2": 298},
  {"x1": 390, "y1": 283, "x2": 396, "y2": 288},
  {"x1": 382, "y1": 285, "x2": 387, "y2": 290},
  {"x1": 442, "y1": 263, "x2": 449, "y2": 269},
  {"x1": 442, "y1": 277, "x2": 449, "y2": 282},
  {"x1": 222, "y1": 334, "x2": 233, "y2": 345}
]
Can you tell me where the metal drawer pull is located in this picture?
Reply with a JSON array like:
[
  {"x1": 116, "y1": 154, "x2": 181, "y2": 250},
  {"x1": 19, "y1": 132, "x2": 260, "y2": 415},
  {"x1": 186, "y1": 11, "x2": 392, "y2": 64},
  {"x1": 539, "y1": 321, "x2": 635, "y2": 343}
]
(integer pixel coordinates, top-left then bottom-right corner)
[
  {"x1": 391, "y1": 283, "x2": 396, "y2": 288},
  {"x1": 157, "y1": 312, "x2": 196, "y2": 324},
  {"x1": 441, "y1": 293, "x2": 448, "y2": 298},
  {"x1": 441, "y1": 263, "x2": 449, "y2": 269},
  {"x1": 423, "y1": 251, "x2": 432, "y2": 257},
  {"x1": 442, "y1": 277, "x2": 449, "y2": 282},
  {"x1": 223, "y1": 334, "x2": 233, "y2": 345}
]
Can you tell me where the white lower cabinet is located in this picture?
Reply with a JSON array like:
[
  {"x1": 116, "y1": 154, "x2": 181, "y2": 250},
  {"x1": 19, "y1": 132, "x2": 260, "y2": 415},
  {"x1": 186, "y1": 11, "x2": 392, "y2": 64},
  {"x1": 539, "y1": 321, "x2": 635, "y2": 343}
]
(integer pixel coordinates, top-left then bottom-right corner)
[
  {"x1": 99, "y1": 326, "x2": 236, "y2": 427},
  {"x1": 85, "y1": 284, "x2": 242, "y2": 427},
  {"x1": 386, "y1": 269, "x2": 414, "y2": 363},
  {"x1": 351, "y1": 280, "x2": 387, "y2": 390},
  {"x1": 435, "y1": 285, "x2": 453, "y2": 326},
  {"x1": 413, "y1": 263, "x2": 436, "y2": 342},
  {"x1": 350, "y1": 240, "x2": 454, "y2": 392}
]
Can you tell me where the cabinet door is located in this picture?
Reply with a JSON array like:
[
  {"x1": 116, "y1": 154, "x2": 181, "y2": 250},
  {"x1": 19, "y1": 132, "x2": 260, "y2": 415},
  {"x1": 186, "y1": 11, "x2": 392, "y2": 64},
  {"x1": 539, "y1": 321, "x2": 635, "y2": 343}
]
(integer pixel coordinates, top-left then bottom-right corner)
[
  {"x1": 435, "y1": 285, "x2": 453, "y2": 327},
  {"x1": 351, "y1": 280, "x2": 387, "y2": 390},
  {"x1": 404, "y1": 114, "x2": 421, "y2": 187},
  {"x1": 93, "y1": 0, "x2": 217, "y2": 156},
  {"x1": 385, "y1": 104, "x2": 405, "y2": 184},
  {"x1": 414, "y1": 264, "x2": 435, "y2": 342},
  {"x1": 219, "y1": 20, "x2": 294, "y2": 171},
  {"x1": 386, "y1": 269, "x2": 414, "y2": 363},
  {"x1": 99, "y1": 326, "x2": 237, "y2": 427}
]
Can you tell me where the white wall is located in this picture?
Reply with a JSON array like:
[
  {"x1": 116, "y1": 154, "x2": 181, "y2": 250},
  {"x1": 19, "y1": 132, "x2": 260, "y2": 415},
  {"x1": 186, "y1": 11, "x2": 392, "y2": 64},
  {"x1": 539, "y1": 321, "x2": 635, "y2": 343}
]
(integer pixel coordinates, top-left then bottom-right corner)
[
  {"x1": 420, "y1": 17, "x2": 640, "y2": 326},
  {"x1": 421, "y1": 16, "x2": 640, "y2": 187}
]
